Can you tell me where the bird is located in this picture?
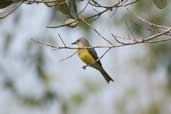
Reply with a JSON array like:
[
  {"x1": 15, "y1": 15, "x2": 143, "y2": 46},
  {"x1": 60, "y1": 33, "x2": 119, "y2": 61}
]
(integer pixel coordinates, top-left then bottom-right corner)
[{"x1": 72, "y1": 37, "x2": 114, "y2": 83}]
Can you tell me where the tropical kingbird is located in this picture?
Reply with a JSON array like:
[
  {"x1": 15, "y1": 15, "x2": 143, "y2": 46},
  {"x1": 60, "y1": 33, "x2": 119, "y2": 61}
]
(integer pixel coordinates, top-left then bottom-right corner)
[{"x1": 72, "y1": 37, "x2": 114, "y2": 83}]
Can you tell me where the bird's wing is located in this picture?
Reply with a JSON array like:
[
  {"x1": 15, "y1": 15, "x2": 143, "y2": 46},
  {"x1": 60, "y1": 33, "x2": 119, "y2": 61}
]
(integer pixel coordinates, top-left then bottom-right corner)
[{"x1": 88, "y1": 48, "x2": 102, "y2": 66}]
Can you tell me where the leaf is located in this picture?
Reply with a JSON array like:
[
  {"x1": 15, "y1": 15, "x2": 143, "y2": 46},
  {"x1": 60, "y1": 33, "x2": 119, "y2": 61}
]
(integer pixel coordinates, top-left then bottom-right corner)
[
  {"x1": 55, "y1": 0, "x2": 70, "y2": 15},
  {"x1": 0, "y1": 0, "x2": 22, "y2": 9},
  {"x1": 153, "y1": 0, "x2": 167, "y2": 9},
  {"x1": 43, "y1": 0, "x2": 56, "y2": 7},
  {"x1": 0, "y1": 1, "x2": 13, "y2": 9},
  {"x1": 43, "y1": 0, "x2": 70, "y2": 15},
  {"x1": 0, "y1": 1, "x2": 23, "y2": 19},
  {"x1": 70, "y1": 93, "x2": 84, "y2": 105},
  {"x1": 64, "y1": 18, "x2": 79, "y2": 27}
]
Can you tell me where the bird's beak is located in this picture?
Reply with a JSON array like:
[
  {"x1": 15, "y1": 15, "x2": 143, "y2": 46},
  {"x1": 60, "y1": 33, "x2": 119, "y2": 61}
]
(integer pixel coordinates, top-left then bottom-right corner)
[{"x1": 71, "y1": 41, "x2": 77, "y2": 45}]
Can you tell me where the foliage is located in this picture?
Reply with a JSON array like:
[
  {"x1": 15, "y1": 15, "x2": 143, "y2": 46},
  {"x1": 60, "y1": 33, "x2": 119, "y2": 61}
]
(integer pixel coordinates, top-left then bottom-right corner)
[{"x1": 0, "y1": 1, "x2": 171, "y2": 114}]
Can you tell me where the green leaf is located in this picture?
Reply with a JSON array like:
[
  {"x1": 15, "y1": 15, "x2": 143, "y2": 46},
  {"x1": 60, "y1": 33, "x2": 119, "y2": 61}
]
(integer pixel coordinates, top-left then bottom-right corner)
[
  {"x1": 43, "y1": 0, "x2": 57, "y2": 7},
  {"x1": 0, "y1": 1, "x2": 13, "y2": 9},
  {"x1": 43, "y1": 0, "x2": 70, "y2": 15},
  {"x1": 65, "y1": 18, "x2": 79, "y2": 27},
  {"x1": 55, "y1": 0, "x2": 70, "y2": 15},
  {"x1": 70, "y1": 93, "x2": 84, "y2": 105},
  {"x1": 153, "y1": 0, "x2": 167, "y2": 9}
]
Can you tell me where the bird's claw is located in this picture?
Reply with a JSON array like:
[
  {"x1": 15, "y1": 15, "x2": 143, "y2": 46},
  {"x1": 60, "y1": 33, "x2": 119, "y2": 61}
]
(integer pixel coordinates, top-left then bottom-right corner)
[{"x1": 82, "y1": 65, "x2": 87, "y2": 70}]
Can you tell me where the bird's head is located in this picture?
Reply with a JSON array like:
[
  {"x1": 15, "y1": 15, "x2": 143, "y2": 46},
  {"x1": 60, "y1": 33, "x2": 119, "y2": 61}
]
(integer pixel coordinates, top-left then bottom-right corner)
[{"x1": 72, "y1": 37, "x2": 90, "y2": 47}]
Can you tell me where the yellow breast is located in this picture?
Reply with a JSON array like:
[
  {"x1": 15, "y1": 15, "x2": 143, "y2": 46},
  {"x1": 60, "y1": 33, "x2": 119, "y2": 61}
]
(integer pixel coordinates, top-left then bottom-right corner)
[{"x1": 78, "y1": 49, "x2": 96, "y2": 65}]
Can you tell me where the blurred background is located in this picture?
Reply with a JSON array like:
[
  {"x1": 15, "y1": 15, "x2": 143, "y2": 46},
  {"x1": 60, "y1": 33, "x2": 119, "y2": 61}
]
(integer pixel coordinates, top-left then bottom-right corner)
[{"x1": 0, "y1": 0, "x2": 171, "y2": 114}]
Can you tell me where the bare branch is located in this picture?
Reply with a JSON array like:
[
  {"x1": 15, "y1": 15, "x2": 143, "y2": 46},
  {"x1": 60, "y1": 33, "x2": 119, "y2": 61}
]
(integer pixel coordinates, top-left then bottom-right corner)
[
  {"x1": 0, "y1": 1, "x2": 24, "y2": 19},
  {"x1": 78, "y1": 0, "x2": 90, "y2": 16},
  {"x1": 33, "y1": 26, "x2": 171, "y2": 50},
  {"x1": 79, "y1": 16, "x2": 113, "y2": 45},
  {"x1": 59, "y1": 50, "x2": 78, "y2": 61},
  {"x1": 112, "y1": 34, "x2": 128, "y2": 44},
  {"x1": 136, "y1": 16, "x2": 169, "y2": 29},
  {"x1": 144, "y1": 27, "x2": 171, "y2": 41},
  {"x1": 31, "y1": 39, "x2": 59, "y2": 49},
  {"x1": 58, "y1": 34, "x2": 67, "y2": 47}
]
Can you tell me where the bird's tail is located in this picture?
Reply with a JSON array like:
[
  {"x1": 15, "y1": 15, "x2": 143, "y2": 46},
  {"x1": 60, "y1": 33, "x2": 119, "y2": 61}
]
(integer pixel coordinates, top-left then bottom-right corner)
[{"x1": 98, "y1": 67, "x2": 114, "y2": 83}]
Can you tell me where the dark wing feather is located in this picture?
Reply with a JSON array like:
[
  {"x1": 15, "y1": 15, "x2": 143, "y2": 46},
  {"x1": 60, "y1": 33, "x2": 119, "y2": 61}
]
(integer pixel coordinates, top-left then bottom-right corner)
[{"x1": 88, "y1": 48, "x2": 102, "y2": 66}]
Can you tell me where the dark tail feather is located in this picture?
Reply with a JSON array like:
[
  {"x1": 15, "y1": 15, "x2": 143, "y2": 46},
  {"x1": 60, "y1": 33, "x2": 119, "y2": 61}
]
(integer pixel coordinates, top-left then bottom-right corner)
[{"x1": 98, "y1": 67, "x2": 114, "y2": 83}]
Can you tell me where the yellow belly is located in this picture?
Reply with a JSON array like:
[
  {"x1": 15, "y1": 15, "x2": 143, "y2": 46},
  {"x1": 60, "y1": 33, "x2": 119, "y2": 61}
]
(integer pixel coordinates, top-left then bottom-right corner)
[{"x1": 78, "y1": 49, "x2": 96, "y2": 65}]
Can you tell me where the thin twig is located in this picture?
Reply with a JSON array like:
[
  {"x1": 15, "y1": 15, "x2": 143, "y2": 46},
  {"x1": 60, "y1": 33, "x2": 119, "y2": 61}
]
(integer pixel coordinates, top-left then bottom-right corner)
[
  {"x1": 31, "y1": 39, "x2": 58, "y2": 49},
  {"x1": 111, "y1": 33, "x2": 135, "y2": 41},
  {"x1": 58, "y1": 34, "x2": 66, "y2": 47},
  {"x1": 125, "y1": 20, "x2": 136, "y2": 40},
  {"x1": 59, "y1": 50, "x2": 78, "y2": 61},
  {"x1": 32, "y1": 27, "x2": 171, "y2": 50},
  {"x1": 78, "y1": 0, "x2": 90, "y2": 16},
  {"x1": 0, "y1": 1, "x2": 24, "y2": 19},
  {"x1": 79, "y1": 16, "x2": 113, "y2": 45},
  {"x1": 136, "y1": 16, "x2": 170, "y2": 29},
  {"x1": 146, "y1": 38, "x2": 171, "y2": 43},
  {"x1": 143, "y1": 27, "x2": 171, "y2": 42},
  {"x1": 112, "y1": 34, "x2": 127, "y2": 44}
]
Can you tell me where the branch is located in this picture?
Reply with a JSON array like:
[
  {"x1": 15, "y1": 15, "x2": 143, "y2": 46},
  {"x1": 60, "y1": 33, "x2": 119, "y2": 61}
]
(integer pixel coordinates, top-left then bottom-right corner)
[
  {"x1": 0, "y1": 1, "x2": 24, "y2": 19},
  {"x1": 136, "y1": 16, "x2": 169, "y2": 29},
  {"x1": 79, "y1": 16, "x2": 113, "y2": 45},
  {"x1": 58, "y1": 34, "x2": 66, "y2": 47},
  {"x1": 59, "y1": 50, "x2": 78, "y2": 61},
  {"x1": 32, "y1": 26, "x2": 171, "y2": 70},
  {"x1": 32, "y1": 27, "x2": 171, "y2": 50}
]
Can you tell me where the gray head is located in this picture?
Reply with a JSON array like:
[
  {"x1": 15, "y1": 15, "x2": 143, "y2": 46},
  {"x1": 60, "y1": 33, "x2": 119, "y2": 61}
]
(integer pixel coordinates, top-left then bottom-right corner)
[{"x1": 72, "y1": 37, "x2": 90, "y2": 47}]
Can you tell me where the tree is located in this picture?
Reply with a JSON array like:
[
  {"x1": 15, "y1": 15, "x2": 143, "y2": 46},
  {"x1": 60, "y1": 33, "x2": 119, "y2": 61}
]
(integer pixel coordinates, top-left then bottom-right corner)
[{"x1": 0, "y1": 1, "x2": 171, "y2": 114}]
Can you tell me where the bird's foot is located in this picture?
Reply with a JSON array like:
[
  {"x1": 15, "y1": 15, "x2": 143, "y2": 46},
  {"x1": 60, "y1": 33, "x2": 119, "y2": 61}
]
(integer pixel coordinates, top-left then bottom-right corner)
[{"x1": 82, "y1": 65, "x2": 87, "y2": 70}]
